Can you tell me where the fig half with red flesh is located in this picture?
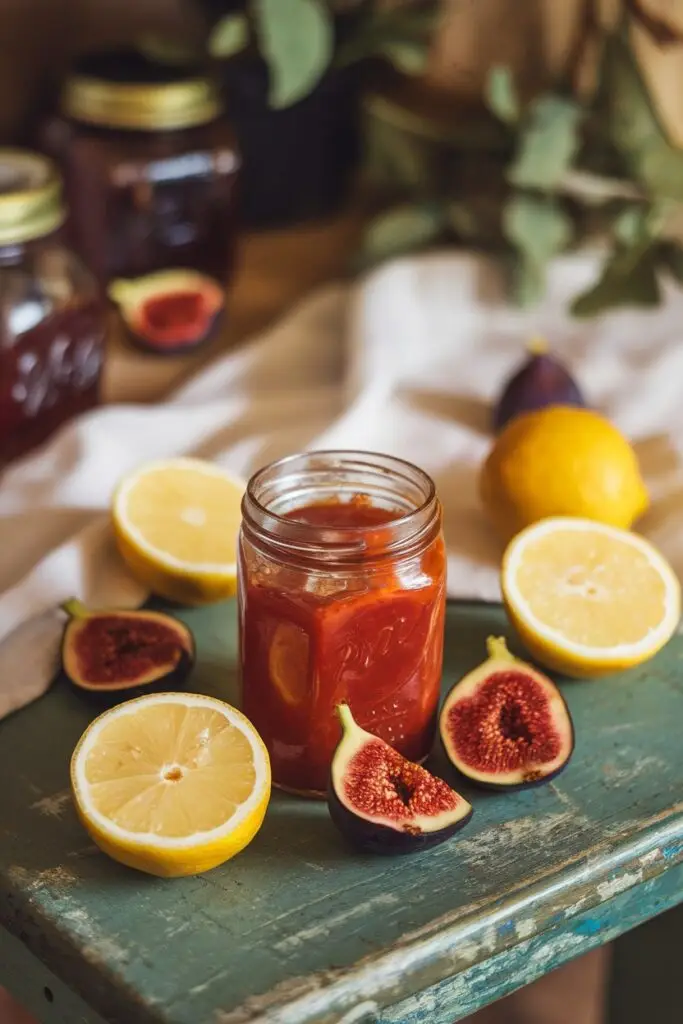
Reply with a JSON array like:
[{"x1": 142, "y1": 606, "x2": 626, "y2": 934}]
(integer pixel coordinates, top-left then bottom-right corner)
[
  {"x1": 439, "y1": 637, "x2": 574, "y2": 790},
  {"x1": 61, "y1": 598, "x2": 195, "y2": 697},
  {"x1": 108, "y1": 270, "x2": 225, "y2": 354},
  {"x1": 329, "y1": 704, "x2": 472, "y2": 855}
]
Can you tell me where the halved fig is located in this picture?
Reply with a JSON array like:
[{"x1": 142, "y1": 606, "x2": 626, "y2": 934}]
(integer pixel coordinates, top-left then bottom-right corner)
[
  {"x1": 61, "y1": 598, "x2": 195, "y2": 697},
  {"x1": 108, "y1": 269, "x2": 225, "y2": 354},
  {"x1": 329, "y1": 704, "x2": 472, "y2": 855},
  {"x1": 439, "y1": 637, "x2": 574, "y2": 790}
]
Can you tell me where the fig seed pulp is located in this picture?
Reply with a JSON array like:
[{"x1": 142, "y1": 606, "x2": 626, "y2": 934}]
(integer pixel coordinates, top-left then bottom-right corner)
[{"x1": 439, "y1": 637, "x2": 574, "y2": 789}]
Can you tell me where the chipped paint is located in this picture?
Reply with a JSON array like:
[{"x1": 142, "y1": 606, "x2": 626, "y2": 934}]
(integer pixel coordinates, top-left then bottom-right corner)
[
  {"x1": 514, "y1": 918, "x2": 536, "y2": 940},
  {"x1": 639, "y1": 849, "x2": 661, "y2": 868},
  {"x1": 275, "y1": 895, "x2": 398, "y2": 953},
  {"x1": 597, "y1": 871, "x2": 643, "y2": 901}
]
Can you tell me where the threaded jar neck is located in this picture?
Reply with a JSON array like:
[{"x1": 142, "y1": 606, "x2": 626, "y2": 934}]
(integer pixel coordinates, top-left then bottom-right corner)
[{"x1": 241, "y1": 450, "x2": 440, "y2": 569}]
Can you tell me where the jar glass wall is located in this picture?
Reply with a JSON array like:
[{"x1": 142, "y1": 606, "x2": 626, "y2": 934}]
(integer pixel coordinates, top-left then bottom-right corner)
[
  {"x1": 0, "y1": 151, "x2": 105, "y2": 467},
  {"x1": 238, "y1": 451, "x2": 447, "y2": 797}
]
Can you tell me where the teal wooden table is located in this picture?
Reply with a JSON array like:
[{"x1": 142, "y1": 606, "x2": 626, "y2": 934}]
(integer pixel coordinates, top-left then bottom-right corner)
[{"x1": 1, "y1": 600, "x2": 682, "y2": 1024}]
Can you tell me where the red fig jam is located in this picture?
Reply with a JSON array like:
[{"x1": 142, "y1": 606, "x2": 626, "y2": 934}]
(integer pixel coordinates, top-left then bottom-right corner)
[
  {"x1": 0, "y1": 150, "x2": 105, "y2": 467},
  {"x1": 38, "y1": 49, "x2": 240, "y2": 299},
  {"x1": 239, "y1": 452, "x2": 446, "y2": 797}
]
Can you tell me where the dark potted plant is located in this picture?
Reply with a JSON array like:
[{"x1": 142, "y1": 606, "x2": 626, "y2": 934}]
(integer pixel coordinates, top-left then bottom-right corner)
[{"x1": 196, "y1": 0, "x2": 439, "y2": 230}]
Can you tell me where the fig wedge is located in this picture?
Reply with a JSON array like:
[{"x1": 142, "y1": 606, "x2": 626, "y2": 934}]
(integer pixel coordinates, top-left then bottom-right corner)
[
  {"x1": 61, "y1": 599, "x2": 195, "y2": 697},
  {"x1": 439, "y1": 637, "x2": 574, "y2": 790},
  {"x1": 329, "y1": 704, "x2": 472, "y2": 855}
]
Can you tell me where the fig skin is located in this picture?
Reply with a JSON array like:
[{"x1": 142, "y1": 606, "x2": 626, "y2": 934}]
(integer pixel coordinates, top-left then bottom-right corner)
[
  {"x1": 493, "y1": 337, "x2": 586, "y2": 433},
  {"x1": 328, "y1": 704, "x2": 473, "y2": 855},
  {"x1": 61, "y1": 598, "x2": 195, "y2": 703},
  {"x1": 439, "y1": 637, "x2": 574, "y2": 791}
]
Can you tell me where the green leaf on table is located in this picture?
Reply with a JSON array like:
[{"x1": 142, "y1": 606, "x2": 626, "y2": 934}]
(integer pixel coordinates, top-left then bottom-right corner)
[
  {"x1": 254, "y1": 0, "x2": 333, "y2": 108},
  {"x1": 503, "y1": 193, "x2": 573, "y2": 306},
  {"x1": 600, "y1": 31, "x2": 683, "y2": 202},
  {"x1": 571, "y1": 246, "x2": 661, "y2": 317},
  {"x1": 486, "y1": 66, "x2": 520, "y2": 125},
  {"x1": 208, "y1": 14, "x2": 249, "y2": 59},
  {"x1": 357, "y1": 203, "x2": 445, "y2": 269},
  {"x1": 508, "y1": 95, "x2": 582, "y2": 190}
]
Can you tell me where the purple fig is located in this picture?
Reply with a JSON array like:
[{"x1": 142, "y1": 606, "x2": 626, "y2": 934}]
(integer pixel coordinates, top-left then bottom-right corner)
[{"x1": 493, "y1": 337, "x2": 586, "y2": 432}]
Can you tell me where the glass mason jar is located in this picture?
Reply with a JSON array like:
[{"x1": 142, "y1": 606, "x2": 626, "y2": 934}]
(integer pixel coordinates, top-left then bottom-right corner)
[
  {"x1": 0, "y1": 150, "x2": 105, "y2": 467},
  {"x1": 238, "y1": 451, "x2": 447, "y2": 797},
  {"x1": 38, "y1": 48, "x2": 240, "y2": 354}
]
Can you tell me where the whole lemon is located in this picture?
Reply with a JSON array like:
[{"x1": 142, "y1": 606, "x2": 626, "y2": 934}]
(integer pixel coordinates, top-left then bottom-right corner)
[{"x1": 480, "y1": 406, "x2": 649, "y2": 540}]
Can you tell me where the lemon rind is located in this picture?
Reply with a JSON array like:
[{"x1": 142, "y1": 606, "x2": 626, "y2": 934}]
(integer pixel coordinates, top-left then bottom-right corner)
[{"x1": 502, "y1": 516, "x2": 681, "y2": 662}]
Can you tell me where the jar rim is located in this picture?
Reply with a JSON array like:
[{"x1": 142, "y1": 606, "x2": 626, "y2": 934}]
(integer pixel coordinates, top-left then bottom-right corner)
[{"x1": 242, "y1": 449, "x2": 440, "y2": 568}]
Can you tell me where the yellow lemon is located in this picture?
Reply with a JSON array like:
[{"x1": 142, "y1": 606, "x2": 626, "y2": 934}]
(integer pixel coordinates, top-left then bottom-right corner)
[
  {"x1": 480, "y1": 406, "x2": 649, "y2": 541},
  {"x1": 501, "y1": 517, "x2": 680, "y2": 678},
  {"x1": 112, "y1": 458, "x2": 246, "y2": 605},
  {"x1": 70, "y1": 692, "x2": 271, "y2": 877}
]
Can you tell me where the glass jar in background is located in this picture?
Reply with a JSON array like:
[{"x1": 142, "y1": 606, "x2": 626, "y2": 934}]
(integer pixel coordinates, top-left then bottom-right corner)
[
  {"x1": 39, "y1": 49, "x2": 240, "y2": 355},
  {"x1": 239, "y1": 451, "x2": 447, "y2": 797},
  {"x1": 0, "y1": 150, "x2": 105, "y2": 467}
]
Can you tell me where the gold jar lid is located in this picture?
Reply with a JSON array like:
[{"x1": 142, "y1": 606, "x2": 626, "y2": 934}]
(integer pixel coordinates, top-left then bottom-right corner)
[
  {"x1": 61, "y1": 50, "x2": 223, "y2": 132},
  {"x1": 0, "y1": 149, "x2": 65, "y2": 247}
]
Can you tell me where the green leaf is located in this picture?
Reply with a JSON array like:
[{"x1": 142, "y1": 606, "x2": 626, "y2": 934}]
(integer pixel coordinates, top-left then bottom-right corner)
[
  {"x1": 503, "y1": 193, "x2": 573, "y2": 265},
  {"x1": 486, "y1": 66, "x2": 520, "y2": 125},
  {"x1": 208, "y1": 14, "x2": 249, "y2": 59},
  {"x1": 508, "y1": 95, "x2": 582, "y2": 190},
  {"x1": 503, "y1": 194, "x2": 573, "y2": 307},
  {"x1": 513, "y1": 257, "x2": 547, "y2": 307},
  {"x1": 571, "y1": 246, "x2": 661, "y2": 317},
  {"x1": 254, "y1": 0, "x2": 333, "y2": 109},
  {"x1": 358, "y1": 204, "x2": 444, "y2": 269},
  {"x1": 600, "y1": 32, "x2": 683, "y2": 202},
  {"x1": 336, "y1": 6, "x2": 437, "y2": 71},
  {"x1": 379, "y1": 39, "x2": 430, "y2": 74}
]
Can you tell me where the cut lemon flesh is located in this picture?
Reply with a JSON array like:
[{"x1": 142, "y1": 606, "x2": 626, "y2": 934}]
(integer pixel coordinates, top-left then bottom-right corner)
[
  {"x1": 502, "y1": 517, "x2": 681, "y2": 677},
  {"x1": 112, "y1": 458, "x2": 246, "y2": 605},
  {"x1": 71, "y1": 693, "x2": 271, "y2": 877}
]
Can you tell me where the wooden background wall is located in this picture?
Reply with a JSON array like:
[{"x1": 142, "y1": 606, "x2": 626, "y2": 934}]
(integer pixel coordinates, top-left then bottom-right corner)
[{"x1": 2, "y1": 0, "x2": 683, "y2": 145}]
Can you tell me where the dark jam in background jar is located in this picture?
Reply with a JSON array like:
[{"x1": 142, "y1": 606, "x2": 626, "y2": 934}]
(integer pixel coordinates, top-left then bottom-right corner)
[
  {"x1": 0, "y1": 150, "x2": 105, "y2": 467},
  {"x1": 239, "y1": 452, "x2": 447, "y2": 797},
  {"x1": 39, "y1": 49, "x2": 240, "y2": 354}
]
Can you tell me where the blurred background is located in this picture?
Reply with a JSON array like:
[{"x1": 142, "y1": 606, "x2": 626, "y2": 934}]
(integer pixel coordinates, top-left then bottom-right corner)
[{"x1": 1, "y1": 1, "x2": 683, "y2": 1022}]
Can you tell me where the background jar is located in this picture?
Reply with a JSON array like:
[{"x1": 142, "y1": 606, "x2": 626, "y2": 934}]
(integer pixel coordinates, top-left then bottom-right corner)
[
  {"x1": 239, "y1": 451, "x2": 447, "y2": 798},
  {"x1": 39, "y1": 48, "x2": 240, "y2": 353},
  {"x1": 0, "y1": 149, "x2": 105, "y2": 467}
]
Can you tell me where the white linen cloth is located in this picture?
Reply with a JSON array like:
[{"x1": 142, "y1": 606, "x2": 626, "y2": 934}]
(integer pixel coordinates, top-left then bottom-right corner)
[{"x1": 3, "y1": 250, "x2": 683, "y2": 716}]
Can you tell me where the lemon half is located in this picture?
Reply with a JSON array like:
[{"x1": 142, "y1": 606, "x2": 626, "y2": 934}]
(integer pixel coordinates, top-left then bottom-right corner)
[
  {"x1": 70, "y1": 692, "x2": 271, "y2": 877},
  {"x1": 112, "y1": 457, "x2": 246, "y2": 605},
  {"x1": 502, "y1": 517, "x2": 680, "y2": 678}
]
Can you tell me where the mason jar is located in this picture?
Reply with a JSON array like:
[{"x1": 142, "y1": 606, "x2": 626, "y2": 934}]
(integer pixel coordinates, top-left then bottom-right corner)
[
  {"x1": 238, "y1": 450, "x2": 447, "y2": 797},
  {"x1": 0, "y1": 150, "x2": 105, "y2": 467}
]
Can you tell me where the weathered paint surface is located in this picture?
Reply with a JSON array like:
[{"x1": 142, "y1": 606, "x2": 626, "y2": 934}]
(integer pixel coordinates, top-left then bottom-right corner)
[{"x1": 1, "y1": 600, "x2": 682, "y2": 1024}]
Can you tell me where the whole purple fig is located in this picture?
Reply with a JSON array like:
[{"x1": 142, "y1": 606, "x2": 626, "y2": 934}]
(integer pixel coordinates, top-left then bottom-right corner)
[{"x1": 493, "y1": 337, "x2": 586, "y2": 432}]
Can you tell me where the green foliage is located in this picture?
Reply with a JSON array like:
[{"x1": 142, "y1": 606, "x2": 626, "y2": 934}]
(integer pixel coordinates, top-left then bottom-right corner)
[
  {"x1": 485, "y1": 67, "x2": 520, "y2": 126},
  {"x1": 357, "y1": 203, "x2": 445, "y2": 269},
  {"x1": 508, "y1": 96, "x2": 583, "y2": 191},
  {"x1": 503, "y1": 194, "x2": 573, "y2": 306},
  {"x1": 336, "y1": 6, "x2": 439, "y2": 74},
  {"x1": 208, "y1": 14, "x2": 250, "y2": 59},
  {"x1": 207, "y1": 1, "x2": 439, "y2": 109},
  {"x1": 254, "y1": 0, "x2": 333, "y2": 108}
]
